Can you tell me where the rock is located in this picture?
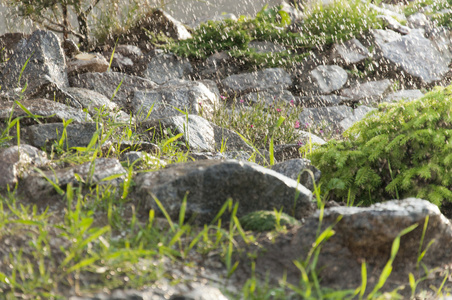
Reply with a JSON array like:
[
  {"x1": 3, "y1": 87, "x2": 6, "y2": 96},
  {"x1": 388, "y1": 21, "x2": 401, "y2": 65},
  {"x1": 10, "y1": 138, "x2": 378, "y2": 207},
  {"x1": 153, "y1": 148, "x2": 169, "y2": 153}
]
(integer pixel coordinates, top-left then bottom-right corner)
[
  {"x1": 377, "y1": 15, "x2": 411, "y2": 35},
  {"x1": 377, "y1": 29, "x2": 450, "y2": 85},
  {"x1": 370, "y1": 29, "x2": 402, "y2": 48},
  {"x1": 407, "y1": 13, "x2": 432, "y2": 30},
  {"x1": 270, "y1": 158, "x2": 321, "y2": 191},
  {"x1": 383, "y1": 89, "x2": 424, "y2": 102},
  {"x1": 67, "y1": 53, "x2": 109, "y2": 75},
  {"x1": 23, "y1": 122, "x2": 99, "y2": 150},
  {"x1": 62, "y1": 39, "x2": 80, "y2": 58},
  {"x1": 0, "y1": 32, "x2": 29, "y2": 62},
  {"x1": 248, "y1": 41, "x2": 286, "y2": 53},
  {"x1": 24, "y1": 158, "x2": 126, "y2": 198},
  {"x1": 0, "y1": 30, "x2": 68, "y2": 96},
  {"x1": 103, "y1": 45, "x2": 145, "y2": 76},
  {"x1": 427, "y1": 26, "x2": 452, "y2": 65},
  {"x1": 0, "y1": 144, "x2": 48, "y2": 189},
  {"x1": 59, "y1": 87, "x2": 119, "y2": 115},
  {"x1": 102, "y1": 140, "x2": 160, "y2": 155},
  {"x1": 368, "y1": 3, "x2": 407, "y2": 22},
  {"x1": 196, "y1": 51, "x2": 241, "y2": 80},
  {"x1": 298, "y1": 105, "x2": 353, "y2": 128},
  {"x1": 135, "y1": 159, "x2": 314, "y2": 223},
  {"x1": 307, "y1": 65, "x2": 348, "y2": 95},
  {"x1": 247, "y1": 198, "x2": 452, "y2": 293},
  {"x1": 131, "y1": 80, "x2": 218, "y2": 121},
  {"x1": 0, "y1": 98, "x2": 92, "y2": 124},
  {"x1": 299, "y1": 95, "x2": 351, "y2": 107},
  {"x1": 171, "y1": 285, "x2": 228, "y2": 300},
  {"x1": 221, "y1": 68, "x2": 292, "y2": 96},
  {"x1": 211, "y1": 123, "x2": 253, "y2": 152},
  {"x1": 341, "y1": 79, "x2": 393, "y2": 105},
  {"x1": 339, "y1": 105, "x2": 376, "y2": 131},
  {"x1": 329, "y1": 38, "x2": 371, "y2": 66},
  {"x1": 295, "y1": 130, "x2": 327, "y2": 146},
  {"x1": 68, "y1": 71, "x2": 157, "y2": 111},
  {"x1": 143, "y1": 50, "x2": 193, "y2": 84},
  {"x1": 242, "y1": 89, "x2": 297, "y2": 106}
]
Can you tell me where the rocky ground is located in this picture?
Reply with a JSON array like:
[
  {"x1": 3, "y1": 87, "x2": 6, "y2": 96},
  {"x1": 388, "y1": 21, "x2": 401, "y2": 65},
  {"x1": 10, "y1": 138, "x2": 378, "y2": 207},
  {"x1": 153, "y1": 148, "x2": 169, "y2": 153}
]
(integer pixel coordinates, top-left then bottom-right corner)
[{"x1": 1, "y1": 0, "x2": 452, "y2": 299}]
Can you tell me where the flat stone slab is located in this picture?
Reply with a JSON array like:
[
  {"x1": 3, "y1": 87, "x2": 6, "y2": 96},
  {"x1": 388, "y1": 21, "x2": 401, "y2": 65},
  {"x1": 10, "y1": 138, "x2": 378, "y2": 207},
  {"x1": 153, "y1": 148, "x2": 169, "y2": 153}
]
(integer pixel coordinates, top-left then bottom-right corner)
[
  {"x1": 270, "y1": 158, "x2": 321, "y2": 191},
  {"x1": 341, "y1": 79, "x2": 393, "y2": 105},
  {"x1": 132, "y1": 80, "x2": 218, "y2": 121},
  {"x1": 134, "y1": 159, "x2": 314, "y2": 223},
  {"x1": 242, "y1": 90, "x2": 296, "y2": 106},
  {"x1": 383, "y1": 89, "x2": 424, "y2": 102},
  {"x1": 68, "y1": 72, "x2": 157, "y2": 111},
  {"x1": 300, "y1": 95, "x2": 351, "y2": 107},
  {"x1": 221, "y1": 68, "x2": 292, "y2": 95},
  {"x1": 330, "y1": 38, "x2": 371, "y2": 65},
  {"x1": 309, "y1": 65, "x2": 348, "y2": 94},
  {"x1": 67, "y1": 53, "x2": 109, "y2": 76},
  {"x1": 0, "y1": 98, "x2": 92, "y2": 124},
  {"x1": 24, "y1": 158, "x2": 127, "y2": 198},
  {"x1": 23, "y1": 122, "x2": 99, "y2": 149},
  {"x1": 144, "y1": 51, "x2": 192, "y2": 84}
]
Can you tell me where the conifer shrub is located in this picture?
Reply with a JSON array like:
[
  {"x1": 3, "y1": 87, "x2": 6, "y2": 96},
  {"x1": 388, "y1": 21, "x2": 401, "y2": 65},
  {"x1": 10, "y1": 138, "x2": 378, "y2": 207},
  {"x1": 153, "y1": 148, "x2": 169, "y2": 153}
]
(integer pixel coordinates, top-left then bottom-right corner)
[{"x1": 309, "y1": 86, "x2": 452, "y2": 207}]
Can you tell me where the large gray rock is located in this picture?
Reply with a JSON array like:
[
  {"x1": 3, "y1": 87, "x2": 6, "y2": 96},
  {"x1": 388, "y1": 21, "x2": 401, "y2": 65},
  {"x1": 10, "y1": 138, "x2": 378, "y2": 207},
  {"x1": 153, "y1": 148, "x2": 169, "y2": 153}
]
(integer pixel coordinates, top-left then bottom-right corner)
[
  {"x1": 0, "y1": 144, "x2": 48, "y2": 189},
  {"x1": 270, "y1": 158, "x2": 321, "y2": 191},
  {"x1": 68, "y1": 72, "x2": 157, "y2": 111},
  {"x1": 135, "y1": 159, "x2": 315, "y2": 223},
  {"x1": 103, "y1": 45, "x2": 145, "y2": 75},
  {"x1": 0, "y1": 30, "x2": 68, "y2": 96},
  {"x1": 298, "y1": 105, "x2": 353, "y2": 127},
  {"x1": 0, "y1": 32, "x2": 29, "y2": 63},
  {"x1": 67, "y1": 53, "x2": 109, "y2": 76},
  {"x1": 24, "y1": 158, "x2": 126, "y2": 198},
  {"x1": 59, "y1": 87, "x2": 118, "y2": 114},
  {"x1": 144, "y1": 51, "x2": 193, "y2": 84},
  {"x1": 0, "y1": 99, "x2": 92, "y2": 124},
  {"x1": 377, "y1": 15, "x2": 411, "y2": 35},
  {"x1": 330, "y1": 38, "x2": 371, "y2": 66},
  {"x1": 131, "y1": 80, "x2": 218, "y2": 121},
  {"x1": 23, "y1": 123, "x2": 99, "y2": 149},
  {"x1": 242, "y1": 89, "x2": 296, "y2": 106},
  {"x1": 341, "y1": 79, "x2": 393, "y2": 105},
  {"x1": 221, "y1": 68, "x2": 292, "y2": 95},
  {"x1": 377, "y1": 29, "x2": 450, "y2": 85},
  {"x1": 247, "y1": 198, "x2": 452, "y2": 293},
  {"x1": 197, "y1": 51, "x2": 241, "y2": 79},
  {"x1": 309, "y1": 65, "x2": 348, "y2": 94},
  {"x1": 339, "y1": 105, "x2": 376, "y2": 131},
  {"x1": 300, "y1": 94, "x2": 351, "y2": 107}
]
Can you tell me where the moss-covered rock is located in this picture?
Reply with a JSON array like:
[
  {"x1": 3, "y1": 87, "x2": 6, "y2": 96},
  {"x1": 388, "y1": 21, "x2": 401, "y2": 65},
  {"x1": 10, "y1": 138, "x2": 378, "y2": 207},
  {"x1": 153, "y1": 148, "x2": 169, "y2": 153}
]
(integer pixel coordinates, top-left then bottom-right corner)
[{"x1": 239, "y1": 210, "x2": 301, "y2": 232}]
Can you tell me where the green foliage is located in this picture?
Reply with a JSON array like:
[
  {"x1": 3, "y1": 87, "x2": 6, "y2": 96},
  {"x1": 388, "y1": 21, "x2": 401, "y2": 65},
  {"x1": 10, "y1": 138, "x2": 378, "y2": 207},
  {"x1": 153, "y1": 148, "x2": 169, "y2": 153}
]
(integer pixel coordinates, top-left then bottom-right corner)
[
  {"x1": 239, "y1": 210, "x2": 300, "y2": 232},
  {"x1": 301, "y1": 0, "x2": 382, "y2": 45},
  {"x1": 309, "y1": 86, "x2": 452, "y2": 207}
]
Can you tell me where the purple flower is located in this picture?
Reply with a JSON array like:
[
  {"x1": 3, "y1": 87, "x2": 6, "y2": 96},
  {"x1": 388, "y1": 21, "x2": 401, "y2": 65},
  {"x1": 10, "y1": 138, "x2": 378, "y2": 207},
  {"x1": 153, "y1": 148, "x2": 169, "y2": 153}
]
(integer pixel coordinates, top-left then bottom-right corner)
[
  {"x1": 276, "y1": 108, "x2": 282, "y2": 112},
  {"x1": 320, "y1": 129, "x2": 324, "y2": 134},
  {"x1": 220, "y1": 95, "x2": 226, "y2": 100},
  {"x1": 198, "y1": 102, "x2": 202, "y2": 106},
  {"x1": 297, "y1": 140, "x2": 304, "y2": 146},
  {"x1": 294, "y1": 120, "x2": 300, "y2": 129},
  {"x1": 305, "y1": 122, "x2": 310, "y2": 128},
  {"x1": 240, "y1": 99, "x2": 244, "y2": 103},
  {"x1": 250, "y1": 125, "x2": 254, "y2": 128}
]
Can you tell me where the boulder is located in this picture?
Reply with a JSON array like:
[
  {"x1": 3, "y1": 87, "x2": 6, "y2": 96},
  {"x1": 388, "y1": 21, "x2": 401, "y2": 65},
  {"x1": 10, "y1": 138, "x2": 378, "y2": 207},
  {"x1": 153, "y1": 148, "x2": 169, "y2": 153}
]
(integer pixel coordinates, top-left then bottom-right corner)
[
  {"x1": 242, "y1": 89, "x2": 297, "y2": 106},
  {"x1": 131, "y1": 80, "x2": 218, "y2": 120},
  {"x1": 383, "y1": 89, "x2": 424, "y2": 102},
  {"x1": 0, "y1": 144, "x2": 48, "y2": 189},
  {"x1": 143, "y1": 50, "x2": 193, "y2": 84},
  {"x1": 243, "y1": 198, "x2": 452, "y2": 294},
  {"x1": 377, "y1": 15, "x2": 411, "y2": 35},
  {"x1": 298, "y1": 105, "x2": 353, "y2": 128},
  {"x1": 308, "y1": 65, "x2": 348, "y2": 95},
  {"x1": 120, "y1": 151, "x2": 166, "y2": 168},
  {"x1": 24, "y1": 158, "x2": 127, "y2": 198},
  {"x1": 375, "y1": 29, "x2": 450, "y2": 85},
  {"x1": 221, "y1": 68, "x2": 292, "y2": 96},
  {"x1": 0, "y1": 98, "x2": 91, "y2": 124},
  {"x1": 68, "y1": 72, "x2": 157, "y2": 111},
  {"x1": 0, "y1": 30, "x2": 68, "y2": 96},
  {"x1": 102, "y1": 44, "x2": 145, "y2": 75},
  {"x1": 135, "y1": 159, "x2": 315, "y2": 223},
  {"x1": 299, "y1": 95, "x2": 351, "y2": 107},
  {"x1": 59, "y1": 87, "x2": 118, "y2": 115},
  {"x1": 0, "y1": 32, "x2": 29, "y2": 63},
  {"x1": 339, "y1": 105, "x2": 376, "y2": 131},
  {"x1": 196, "y1": 51, "x2": 241, "y2": 80}
]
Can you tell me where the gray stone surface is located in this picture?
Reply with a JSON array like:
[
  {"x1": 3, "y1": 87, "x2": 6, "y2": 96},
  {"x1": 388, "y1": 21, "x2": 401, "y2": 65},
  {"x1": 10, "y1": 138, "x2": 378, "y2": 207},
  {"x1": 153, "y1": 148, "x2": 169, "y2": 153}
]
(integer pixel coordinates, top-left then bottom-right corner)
[
  {"x1": 135, "y1": 159, "x2": 314, "y2": 223},
  {"x1": 0, "y1": 30, "x2": 68, "y2": 96},
  {"x1": 0, "y1": 98, "x2": 92, "y2": 124},
  {"x1": 377, "y1": 15, "x2": 411, "y2": 35},
  {"x1": 68, "y1": 71, "x2": 157, "y2": 111},
  {"x1": 197, "y1": 51, "x2": 241, "y2": 79},
  {"x1": 339, "y1": 105, "x2": 376, "y2": 131},
  {"x1": 144, "y1": 51, "x2": 193, "y2": 84},
  {"x1": 103, "y1": 45, "x2": 145, "y2": 75},
  {"x1": 211, "y1": 123, "x2": 253, "y2": 152},
  {"x1": 24, "y1": 158, "x2": 126, "y2": 198},
  {"x1": 300, "y1": 95, "x2": 351, "y2": 107},
  {"x1": 60, "y1": 87, "x2": 118, "y2": 115},
  {"x1": 383, "y1": 89, "x2": 424, "y2": 102},
  {"x1": 370, "y1": 29, "x2": 402, "y2": 48},
  {"x1": 341, "y1": 79, "x2": 393, "y2": 105},
  {"x1": 221, "y1": 68, "x2": 292, "y2": 95},
  {"x1": 121, "y1": 151, "x2": 166, "y2": 168},
  {"x1": 407, "y1": 13, "x2": 432, "y2": 30},
  {"x1": 330, "y1": 38, "x2": 371, "y2": 66},
  {"x1": 67, "y1": 53, "x2": 109, "y2": 76},
  {"x1": 0, "y1": 144, "x2": 48, "y2": 189},
  {"x1": 270, "y1": 158, "x2": 321, "y2": 191},
  {"x1": 132, "y1": 80, "x2": 218, "y2": 121},
  {"x1": 23, "y1": 122, "x2": 99, "y2": 149},
  {"x1": 295, "y1": 130, "x2": 327, "y2": 146},
  {"x1": 428, "y1": 26, "x2": 452, "y2": 65},
  {"x1": 0, "y1": 32, "x2": 29, "y2": 62},
  {"x1": 298, "y1": 105, "x2": 353, "y2": 127},
  {"x1": 309, "y1": 65, "x2": 348, "y2": 94},
  {"x1": 378, "y1": 29, "x2": 450, "y2": 85}
]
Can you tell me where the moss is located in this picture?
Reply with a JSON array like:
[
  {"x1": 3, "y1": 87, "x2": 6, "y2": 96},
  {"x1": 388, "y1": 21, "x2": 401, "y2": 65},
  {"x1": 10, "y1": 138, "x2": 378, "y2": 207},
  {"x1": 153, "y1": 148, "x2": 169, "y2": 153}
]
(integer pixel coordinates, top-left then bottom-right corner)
[{"x1": 239, "y1": 210, "x2": 301, "y2": 232}]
